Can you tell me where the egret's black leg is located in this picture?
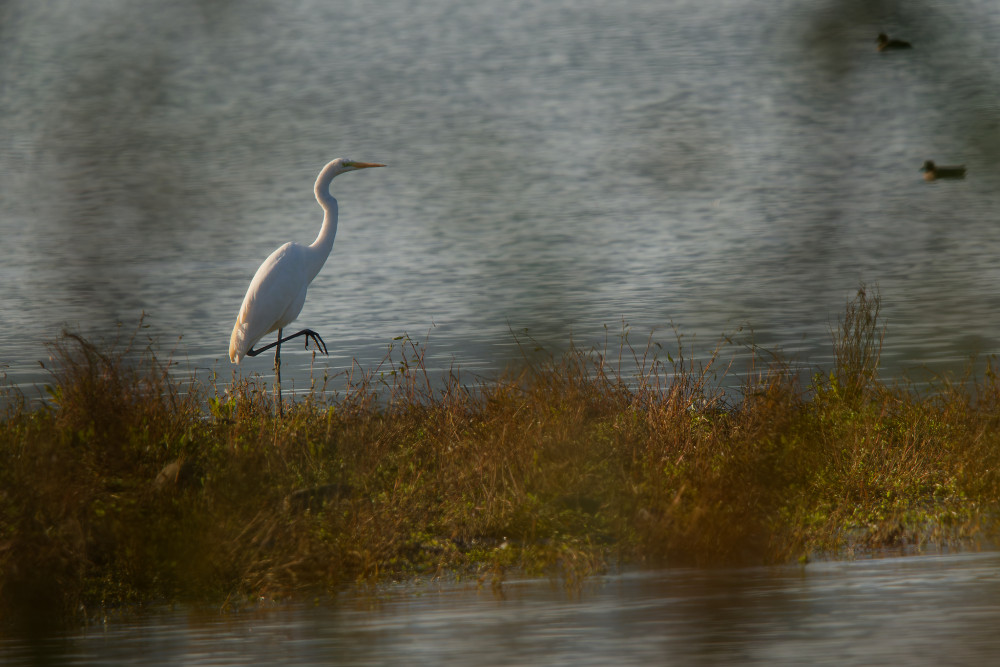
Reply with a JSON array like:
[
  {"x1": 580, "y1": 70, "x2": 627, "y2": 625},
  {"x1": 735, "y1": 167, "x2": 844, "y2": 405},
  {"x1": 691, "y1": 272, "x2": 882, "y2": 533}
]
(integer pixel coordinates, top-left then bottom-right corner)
[
  {"x1": 245, "y1": 327, "x2": 328, "y2": 419},
  {"x1": 274, "y1": 328, "x2": 283, "y2": 417},
  {"x1": 245, "y1": 328, "x2": 329, "y2": 358}
]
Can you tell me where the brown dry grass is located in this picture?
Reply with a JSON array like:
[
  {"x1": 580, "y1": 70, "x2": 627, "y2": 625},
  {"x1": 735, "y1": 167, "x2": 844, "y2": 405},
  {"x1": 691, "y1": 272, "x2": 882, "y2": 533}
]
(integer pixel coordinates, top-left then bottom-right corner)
[{"x1": 2, "y1": 287, "x2": 999, "y2": 632}]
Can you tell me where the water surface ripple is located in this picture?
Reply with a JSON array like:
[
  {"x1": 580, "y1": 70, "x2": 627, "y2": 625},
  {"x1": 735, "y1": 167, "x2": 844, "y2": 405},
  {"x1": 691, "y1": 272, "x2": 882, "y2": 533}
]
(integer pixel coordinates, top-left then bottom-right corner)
[
  {"x1": 2, "y1": 551, "x2": 999, "y2": 665},
  {"x1": 2, "y1": 0, "x2": 1000, "y2": 394}
]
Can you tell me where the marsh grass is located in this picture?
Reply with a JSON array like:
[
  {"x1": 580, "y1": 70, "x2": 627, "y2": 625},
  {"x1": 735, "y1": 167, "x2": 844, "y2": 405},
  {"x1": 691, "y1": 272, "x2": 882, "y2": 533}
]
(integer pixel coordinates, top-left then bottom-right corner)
[{"x1": 2, "y1": 286, "x2": 1000, "y2": 631}]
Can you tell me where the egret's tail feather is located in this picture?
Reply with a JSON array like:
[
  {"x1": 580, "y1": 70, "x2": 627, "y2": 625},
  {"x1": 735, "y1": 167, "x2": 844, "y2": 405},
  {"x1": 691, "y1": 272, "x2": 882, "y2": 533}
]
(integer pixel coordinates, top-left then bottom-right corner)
[{"x1": 229, "y1": 320, "x2": 248, "y2": 364}]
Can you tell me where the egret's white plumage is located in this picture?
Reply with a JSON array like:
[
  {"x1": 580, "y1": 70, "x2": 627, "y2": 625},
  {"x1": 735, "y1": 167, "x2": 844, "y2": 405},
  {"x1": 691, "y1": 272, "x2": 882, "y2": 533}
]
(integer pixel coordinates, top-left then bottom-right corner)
[{"x1": 229, "y1": 158, "x2": 385, "y2": 364}]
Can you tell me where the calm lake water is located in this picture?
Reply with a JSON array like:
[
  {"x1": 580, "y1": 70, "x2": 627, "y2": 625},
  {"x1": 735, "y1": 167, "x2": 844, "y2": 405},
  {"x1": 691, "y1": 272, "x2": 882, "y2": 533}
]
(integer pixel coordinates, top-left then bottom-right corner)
[
  {"x1": 3, "y1": 551, "x2": 1000, "y2": 665},
  {"x1": 4, "y1": 0, "x2": 1000, "y2": 399}
]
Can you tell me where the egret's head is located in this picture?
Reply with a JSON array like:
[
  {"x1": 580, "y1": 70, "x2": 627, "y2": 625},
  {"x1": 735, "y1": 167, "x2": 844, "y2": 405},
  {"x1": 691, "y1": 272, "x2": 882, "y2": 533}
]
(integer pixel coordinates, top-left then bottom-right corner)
[
  {"x1": 327, "y1": 157, "x2": 387, "y2": 176},
  {"x1": 315, "y1": 158, "x2": 386, "y2": 200}
]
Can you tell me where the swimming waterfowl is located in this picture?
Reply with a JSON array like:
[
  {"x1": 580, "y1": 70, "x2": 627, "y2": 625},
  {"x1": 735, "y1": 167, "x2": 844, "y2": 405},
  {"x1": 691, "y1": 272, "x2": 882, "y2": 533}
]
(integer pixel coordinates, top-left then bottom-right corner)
[
  {"x1": 921, "y1": 160, "x2": 966, "y2": 180},
  {"x1": 877, "y1": 33, "x2": 912, "y2": 51}
]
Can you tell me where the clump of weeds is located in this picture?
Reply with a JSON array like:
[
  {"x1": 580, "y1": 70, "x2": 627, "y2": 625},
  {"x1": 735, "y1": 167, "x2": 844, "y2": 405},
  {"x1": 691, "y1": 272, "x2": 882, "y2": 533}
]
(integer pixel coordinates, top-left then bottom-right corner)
[{"x1": 2, "y1": 286, "x2": 999, "y2": 632}]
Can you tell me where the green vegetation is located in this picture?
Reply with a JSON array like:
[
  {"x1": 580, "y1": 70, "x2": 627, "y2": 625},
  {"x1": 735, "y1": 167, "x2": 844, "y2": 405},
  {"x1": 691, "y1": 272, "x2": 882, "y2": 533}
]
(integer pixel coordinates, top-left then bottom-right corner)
[{"x1": 2, "y1": 287, "x2": 999, "y2": 630}]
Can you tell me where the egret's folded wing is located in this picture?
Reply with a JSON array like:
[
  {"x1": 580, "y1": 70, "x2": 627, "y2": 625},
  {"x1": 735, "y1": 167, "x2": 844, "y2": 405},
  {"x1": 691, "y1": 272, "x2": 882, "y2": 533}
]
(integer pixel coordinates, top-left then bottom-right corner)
[{"x1": 229, "y1": 243, "x2": 310, "y2": 363}]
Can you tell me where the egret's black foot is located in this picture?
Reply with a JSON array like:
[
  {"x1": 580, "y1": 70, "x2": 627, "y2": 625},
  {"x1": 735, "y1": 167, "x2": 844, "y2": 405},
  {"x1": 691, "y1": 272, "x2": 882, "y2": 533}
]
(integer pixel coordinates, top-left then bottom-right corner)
[{"x1": 302, "y1": 329, "x2": 328, "y2": 355}]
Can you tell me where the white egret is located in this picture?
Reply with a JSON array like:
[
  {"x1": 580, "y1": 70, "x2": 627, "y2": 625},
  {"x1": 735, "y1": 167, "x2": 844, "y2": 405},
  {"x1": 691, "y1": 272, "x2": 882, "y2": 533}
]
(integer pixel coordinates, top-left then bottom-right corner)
[{"x1": 229, "y1": 158, "x2": 386, "y2": 410}]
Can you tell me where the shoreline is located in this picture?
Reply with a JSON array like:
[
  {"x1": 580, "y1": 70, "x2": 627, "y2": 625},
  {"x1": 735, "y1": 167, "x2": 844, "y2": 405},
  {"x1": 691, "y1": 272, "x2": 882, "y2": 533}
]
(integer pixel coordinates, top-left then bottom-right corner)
[{"x1": 3, "y1": 287, "x2": 999, "y2": 632}]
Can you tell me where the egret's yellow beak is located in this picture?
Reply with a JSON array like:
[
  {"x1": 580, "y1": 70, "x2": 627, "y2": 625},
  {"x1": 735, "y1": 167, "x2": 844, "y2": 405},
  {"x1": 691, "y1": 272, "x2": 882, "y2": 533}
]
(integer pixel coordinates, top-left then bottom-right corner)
[{"x1": 348, "y1": 161, "x2": 386, "y2": 169}]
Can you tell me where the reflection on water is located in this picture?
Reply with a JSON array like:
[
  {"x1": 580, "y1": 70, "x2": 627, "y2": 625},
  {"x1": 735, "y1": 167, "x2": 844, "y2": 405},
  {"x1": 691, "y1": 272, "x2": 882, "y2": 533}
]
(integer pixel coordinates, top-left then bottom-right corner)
[
  {"x1": 3, "y1": 0, "x2": 1000, "y2": 399},
  {"x1": 2, "y1": 551, "x2": 999, "y2": 665}
]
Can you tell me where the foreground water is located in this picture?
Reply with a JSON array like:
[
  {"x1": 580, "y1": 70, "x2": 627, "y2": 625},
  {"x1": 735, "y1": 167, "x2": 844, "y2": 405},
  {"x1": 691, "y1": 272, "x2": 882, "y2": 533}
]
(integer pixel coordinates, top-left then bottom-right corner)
[
  {"x1": 2, "y1": 551, "x2": 998, "y2": 666},
  {"x1": 3, "y1": 0, "x2": 1000, "y2": 400}
]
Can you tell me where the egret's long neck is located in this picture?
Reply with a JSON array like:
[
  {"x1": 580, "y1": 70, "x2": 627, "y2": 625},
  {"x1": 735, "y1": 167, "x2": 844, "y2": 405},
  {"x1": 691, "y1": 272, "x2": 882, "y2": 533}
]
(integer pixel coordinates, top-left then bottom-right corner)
[{"x1": 307, "y1": 165, "x2": 340, "y2": 282}]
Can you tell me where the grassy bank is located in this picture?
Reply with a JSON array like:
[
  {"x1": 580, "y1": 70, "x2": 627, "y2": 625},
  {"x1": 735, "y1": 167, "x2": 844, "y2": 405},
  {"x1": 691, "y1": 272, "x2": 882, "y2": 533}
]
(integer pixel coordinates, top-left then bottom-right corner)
[{"x1": 2, "y1": 287, "x2": 999, "y2": 630}]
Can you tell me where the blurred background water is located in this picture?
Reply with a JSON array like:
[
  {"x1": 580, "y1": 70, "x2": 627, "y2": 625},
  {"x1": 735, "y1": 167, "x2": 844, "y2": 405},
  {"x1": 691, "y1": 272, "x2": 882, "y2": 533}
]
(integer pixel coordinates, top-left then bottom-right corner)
[
  {"x1": 3, "y1": 0, "x2": 1000, "y2": 396},
  {"x1": 3, "y1": 551, "x2": 1000, "y2": 665}
]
